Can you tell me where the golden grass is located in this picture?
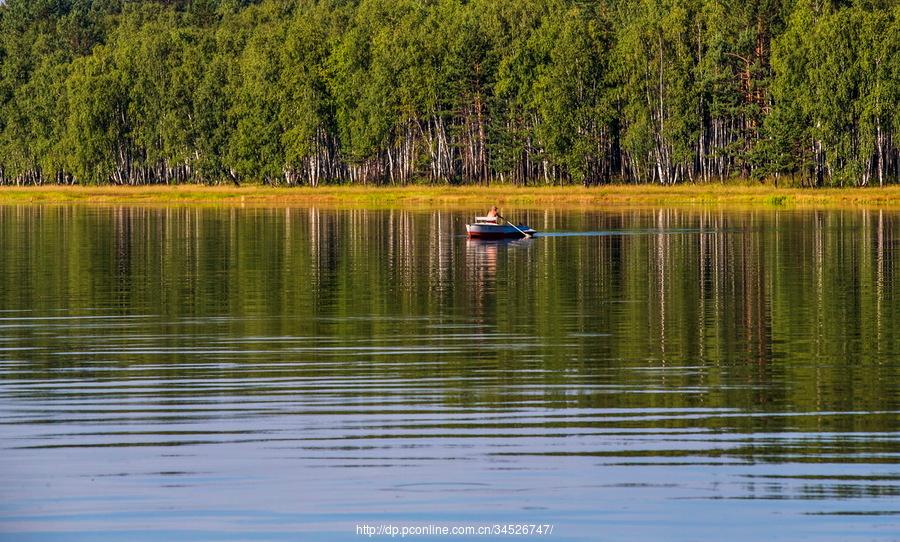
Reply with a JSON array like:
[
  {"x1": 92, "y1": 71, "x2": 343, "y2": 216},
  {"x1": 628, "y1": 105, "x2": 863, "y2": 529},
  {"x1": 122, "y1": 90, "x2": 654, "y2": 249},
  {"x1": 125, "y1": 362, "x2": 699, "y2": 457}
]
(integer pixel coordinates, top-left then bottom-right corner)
[{"x1": 1, "y1": 183, "x2": 899, "y2": 209}]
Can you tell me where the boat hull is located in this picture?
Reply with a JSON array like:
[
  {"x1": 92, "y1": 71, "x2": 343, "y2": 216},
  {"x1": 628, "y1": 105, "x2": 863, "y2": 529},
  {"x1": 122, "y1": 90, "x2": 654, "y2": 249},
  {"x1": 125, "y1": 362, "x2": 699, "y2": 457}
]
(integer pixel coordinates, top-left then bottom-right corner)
[{"x1": 466, "y1": 223, "x2": 536, "y2": 238}]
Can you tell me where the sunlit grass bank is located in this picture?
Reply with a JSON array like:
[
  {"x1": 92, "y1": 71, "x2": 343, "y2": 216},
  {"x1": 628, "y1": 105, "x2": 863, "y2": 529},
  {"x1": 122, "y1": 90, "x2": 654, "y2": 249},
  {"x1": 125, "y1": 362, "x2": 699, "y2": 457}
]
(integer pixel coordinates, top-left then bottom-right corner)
[{"x1": 1, "y1": 184, "x2": 899, "y2": 208}]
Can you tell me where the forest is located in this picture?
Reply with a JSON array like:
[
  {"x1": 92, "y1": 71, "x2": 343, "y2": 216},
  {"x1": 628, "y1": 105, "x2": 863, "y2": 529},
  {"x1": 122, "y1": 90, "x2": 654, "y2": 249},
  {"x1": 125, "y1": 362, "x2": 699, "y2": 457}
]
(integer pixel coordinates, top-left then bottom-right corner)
[{"x1": 0, "y1": 0, "x2": 899, "y2": 187}]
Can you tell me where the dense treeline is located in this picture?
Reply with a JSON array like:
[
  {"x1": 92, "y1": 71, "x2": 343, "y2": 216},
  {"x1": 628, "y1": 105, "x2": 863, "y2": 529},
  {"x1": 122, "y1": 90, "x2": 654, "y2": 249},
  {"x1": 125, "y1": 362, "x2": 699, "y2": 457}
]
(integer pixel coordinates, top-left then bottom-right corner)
[{"x1": 1, "y1": 0, "x2": 899, "y2": 187}]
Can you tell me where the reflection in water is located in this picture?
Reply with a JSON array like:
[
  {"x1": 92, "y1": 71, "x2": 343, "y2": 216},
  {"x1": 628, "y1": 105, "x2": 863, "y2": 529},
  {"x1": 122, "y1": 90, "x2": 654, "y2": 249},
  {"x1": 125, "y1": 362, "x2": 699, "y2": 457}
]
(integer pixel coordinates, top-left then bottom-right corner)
[
  {"x1": 465, "y1": 238, "x2": 536, "y2": 323},
  {"x1": 0, "y1": 206, "x2": 897, "y2": 541}
]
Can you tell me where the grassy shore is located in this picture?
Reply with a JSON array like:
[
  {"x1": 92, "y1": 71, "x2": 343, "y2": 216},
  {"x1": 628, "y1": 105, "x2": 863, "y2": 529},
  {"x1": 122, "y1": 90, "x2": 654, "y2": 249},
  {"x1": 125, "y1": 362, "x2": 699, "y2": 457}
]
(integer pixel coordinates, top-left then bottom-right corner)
[{"x1": 1, "y1": 183, "x2": 899, "y2": 208}]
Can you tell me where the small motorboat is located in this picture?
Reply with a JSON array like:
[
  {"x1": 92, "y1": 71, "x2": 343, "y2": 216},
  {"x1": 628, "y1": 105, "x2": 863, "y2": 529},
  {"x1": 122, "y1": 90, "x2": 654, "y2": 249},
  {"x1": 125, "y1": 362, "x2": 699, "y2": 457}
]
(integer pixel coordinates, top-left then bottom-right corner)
[{"x1": 466, "y1": 216, "x2": 536, "y2": 239}]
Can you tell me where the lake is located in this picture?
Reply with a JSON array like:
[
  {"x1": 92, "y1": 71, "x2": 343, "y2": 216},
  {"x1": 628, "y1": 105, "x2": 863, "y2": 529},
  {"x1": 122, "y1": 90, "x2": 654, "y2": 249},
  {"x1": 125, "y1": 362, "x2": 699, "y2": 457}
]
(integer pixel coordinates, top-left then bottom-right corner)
[{"x1": 0, "y1": 205, "x2": 897, "y2": 541}]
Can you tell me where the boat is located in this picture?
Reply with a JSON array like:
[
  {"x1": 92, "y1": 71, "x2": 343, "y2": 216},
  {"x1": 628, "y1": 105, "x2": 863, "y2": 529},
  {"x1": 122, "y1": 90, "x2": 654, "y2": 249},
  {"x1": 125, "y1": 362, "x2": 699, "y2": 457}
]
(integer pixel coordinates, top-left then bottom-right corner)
[{"x1": 465, "y1": 216, "x2": 536, "y2": 239}]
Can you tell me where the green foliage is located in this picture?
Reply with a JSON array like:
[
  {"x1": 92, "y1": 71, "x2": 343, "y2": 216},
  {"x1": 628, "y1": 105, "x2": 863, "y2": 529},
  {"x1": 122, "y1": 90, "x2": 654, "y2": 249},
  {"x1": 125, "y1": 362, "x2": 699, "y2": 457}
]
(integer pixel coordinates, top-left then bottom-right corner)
[
  {"x1": 0, "y1": 0, "x2": 899, "y2": 186},
  {"x1": 64, "y1": 45, "x2": 129, "y2": 183},
  {"x1": 767, "y1": 0, "x2": 900, "y2": 186}
]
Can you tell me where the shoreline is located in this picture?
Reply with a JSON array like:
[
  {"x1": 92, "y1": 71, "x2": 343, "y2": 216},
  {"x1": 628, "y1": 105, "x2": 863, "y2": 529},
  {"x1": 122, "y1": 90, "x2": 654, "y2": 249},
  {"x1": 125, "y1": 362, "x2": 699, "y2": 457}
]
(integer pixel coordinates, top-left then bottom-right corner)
[{"x1": 1, "y1": 184, "x2": 899, "y2": 209}]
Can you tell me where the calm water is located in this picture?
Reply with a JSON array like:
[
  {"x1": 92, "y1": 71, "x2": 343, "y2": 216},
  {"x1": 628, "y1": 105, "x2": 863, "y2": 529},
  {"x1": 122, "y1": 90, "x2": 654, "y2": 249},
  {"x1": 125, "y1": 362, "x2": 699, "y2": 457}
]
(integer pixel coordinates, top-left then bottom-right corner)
[{"x1": 0, "y1": 206, "x2": 898, "y2": 541}]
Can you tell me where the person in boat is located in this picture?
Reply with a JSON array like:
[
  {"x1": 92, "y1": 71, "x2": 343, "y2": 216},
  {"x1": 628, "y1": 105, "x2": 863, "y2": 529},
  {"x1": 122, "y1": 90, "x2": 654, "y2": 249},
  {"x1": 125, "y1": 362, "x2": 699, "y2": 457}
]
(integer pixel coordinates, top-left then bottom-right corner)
[{"x1": 486, "y1": 206, "x2": 500, "y2": 222}]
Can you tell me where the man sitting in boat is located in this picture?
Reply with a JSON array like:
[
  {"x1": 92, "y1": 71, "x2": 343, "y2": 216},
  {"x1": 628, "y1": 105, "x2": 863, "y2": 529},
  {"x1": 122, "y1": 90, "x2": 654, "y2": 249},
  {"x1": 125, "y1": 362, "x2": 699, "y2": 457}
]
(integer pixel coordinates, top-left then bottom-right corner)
[{"x1": 467, "y1": 208, "x2": 536, "y2": 238}]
